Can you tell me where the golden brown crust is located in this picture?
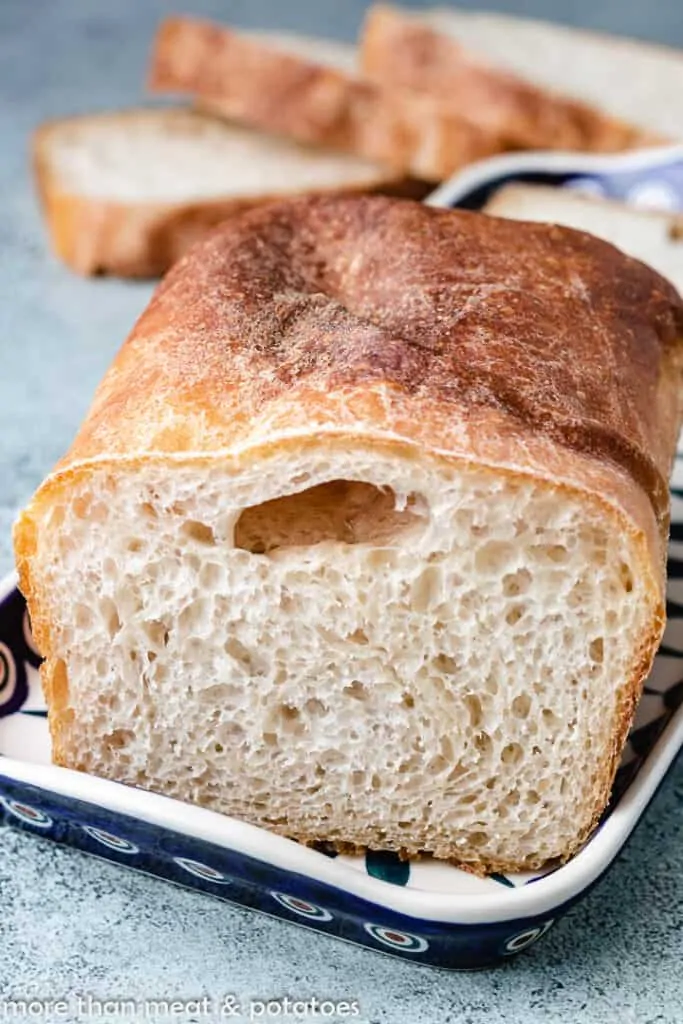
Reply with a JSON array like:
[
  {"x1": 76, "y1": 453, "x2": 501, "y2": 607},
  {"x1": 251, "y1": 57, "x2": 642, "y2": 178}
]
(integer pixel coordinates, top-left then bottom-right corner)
[
  {"x1": 14, "y1": 194, "x2": 683, "y2": 869},
  {"x1": 32, "y1": 112, "x2": 427, "y2": 278},
  {"x1": 360, "y1": 5, "x2": 664, "y2": 153},
  {"x1": 53, "y1": 194, "x2": 683, "y2": 523},
  {"x1": 149, "y1": 17, "x2": 505, "y2": 180}
]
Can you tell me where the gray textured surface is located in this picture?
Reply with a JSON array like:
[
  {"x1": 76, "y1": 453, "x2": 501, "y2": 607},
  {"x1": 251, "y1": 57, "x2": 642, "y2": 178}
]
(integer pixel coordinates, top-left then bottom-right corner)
[{"x1": 0, "y1": 1, "x2": 682, "y2": 1020}]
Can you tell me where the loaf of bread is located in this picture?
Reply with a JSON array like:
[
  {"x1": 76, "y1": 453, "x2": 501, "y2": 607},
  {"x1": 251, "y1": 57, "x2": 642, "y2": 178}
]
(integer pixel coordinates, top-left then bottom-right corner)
[
  {"x1": 148, "y1": 18, "x2": 504, "y2": 181},
  {"x1": 33, "y1": 107, "x2": 422, "y2": 277},
  {"x1": 14, "y1": 195, "x2": 683, "y2": 871},
  {"x1": 360, "y1": 5, "x2": 667, "y2": 150}
]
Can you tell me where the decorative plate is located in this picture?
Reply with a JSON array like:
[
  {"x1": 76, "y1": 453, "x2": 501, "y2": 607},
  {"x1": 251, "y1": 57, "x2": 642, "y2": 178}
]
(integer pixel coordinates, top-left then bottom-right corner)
[{"x1": 2, "y1": 146, "x2": 683, "y2": 970}]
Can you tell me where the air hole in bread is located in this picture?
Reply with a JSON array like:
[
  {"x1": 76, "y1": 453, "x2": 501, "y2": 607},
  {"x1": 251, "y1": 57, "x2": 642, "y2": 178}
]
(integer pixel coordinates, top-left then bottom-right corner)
[
  {"x1": 511, "y1": 693, "x2": 532, "y2": 719},
  {"x1": 469, "y1": 831, "x2": 488, "y2": 847},
  {"x1": 474, "y1": 731, "x2": 493, "y2": 755},
  {"x1": 464, "y1": 693, "x2": 483, "y2": 728},
  {"x1": 589, "y1": 637, "x2": 604, "y2": 664},
  {"x1": 223, "y1": 636, "x2": 255, "y2": 670},
  {"x1": 501, "y1": 742, "x2": 524, "y2": 765},
  {"x1": 143, "y1": 619, "x2": 170, "y2": 649},
  {"x1": 304, "y1": 697, "x2": 327, "y2": 716},
  {"x1": 505, "y1": 604, "x2": 526, "y2": 627},
  {"x1": 439, "y1": 735, "x2": 454, "y2": 761},
  {"x1": 106, "y1": 728, "x2": 134, "y2": 750},
  {"x1": 502, "y1": 568, "x2": 532, "y2": 597},
  {"x1": 233, "y1": 480, "x2": 425, "y2": 554},
  {"x1": 182, "y1": 520, "x2": 216, "y2": 545},
  {"x1": 619, "y1": 562, "x2": 634, "y2": 593},
  {"x1": 343, "y1": 680, "x2": 368, "y2": 701},
  {"x1": 99, "y1": 597, "x2": 121, "y2": 638},
  {"x1": 434, "y1": 652, "x2": 458, "y2": 674},
  {"x1": 475, "y1": 540, "x2": 515, "y2": 574},
  {"x1": 411, "y1": 565, "x2": 441, "y2": 611},
  {"x1": 542, "y1": 708, "x2": 560, "y2": 731},
  {"x1": 530, "y1": 543, "x2": 569, "y2": 564},
  {"x1": 427, "y1": 754, "x2": 449, "y2": 775}
]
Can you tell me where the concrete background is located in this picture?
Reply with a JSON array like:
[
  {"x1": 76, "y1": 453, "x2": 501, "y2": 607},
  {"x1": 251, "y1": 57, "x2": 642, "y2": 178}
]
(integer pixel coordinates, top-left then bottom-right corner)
[{"x1": 1, "y1": 2, "x2": 681, "y2": 1021}]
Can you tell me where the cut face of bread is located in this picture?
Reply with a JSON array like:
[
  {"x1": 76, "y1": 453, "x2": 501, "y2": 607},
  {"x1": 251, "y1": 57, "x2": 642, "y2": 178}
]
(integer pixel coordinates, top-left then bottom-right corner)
[
  {"x1": 27, "y1": 452, "x2": 651, "y2": 869},
  {"x1": 34, "y1": 108, "x2": 418, "y2": 277},
  {"x1": 485, "y1": 184, "x2": 683, "y2": 296},
  {"x1": 41, "y1": 108, "x2": 391, "y2": 202},
  {"x1": 16, "y1": 195, "x2": 683, "y2": 872}
]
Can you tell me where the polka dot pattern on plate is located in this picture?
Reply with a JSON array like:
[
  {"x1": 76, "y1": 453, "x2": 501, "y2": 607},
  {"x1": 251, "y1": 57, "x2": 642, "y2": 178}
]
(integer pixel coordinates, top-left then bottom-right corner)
[
  {"x1": 362, "y1": 923, "x2": 429, "y2": 953},
  {"x1": 270, "y1": 892, "x2": 332, "y2": 921},
  {"x1": 0, "y1": 642, "x2": 17, "y2": 708},
  {"x1": 81, "y1": 826, "x2": 139, "y2": 854},
  {"x1": 503, "y1": 919, "x2": 555, "y2": 954},
  {"x1": 173, "y1": 857, "x2": 232, "y2": 883},
  {"x1": 1, "y1": 798, "x2": 52, "y2": 829}
]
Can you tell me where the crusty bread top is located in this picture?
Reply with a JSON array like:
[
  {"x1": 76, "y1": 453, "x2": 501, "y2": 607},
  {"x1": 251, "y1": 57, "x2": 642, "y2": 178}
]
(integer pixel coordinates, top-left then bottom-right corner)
[
  {"x1": 46, "y1": 195, "x2": 682, "y2": 536},
  {"x1": 360, "y1": 5, "x2": 657, "y2": 152}
]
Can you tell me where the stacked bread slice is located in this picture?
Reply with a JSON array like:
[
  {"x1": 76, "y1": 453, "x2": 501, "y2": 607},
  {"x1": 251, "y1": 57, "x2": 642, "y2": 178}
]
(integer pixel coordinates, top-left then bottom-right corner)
[
  {"x1": 35, "y1": 6, "x2": 681, "y2": 278},
  {"x1": 369, "y1": 6, "x2": 683, "y2": 144}
]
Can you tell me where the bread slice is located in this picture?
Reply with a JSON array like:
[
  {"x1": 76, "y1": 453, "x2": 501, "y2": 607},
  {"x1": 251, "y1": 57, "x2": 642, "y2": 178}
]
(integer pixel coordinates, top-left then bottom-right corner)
[
  {"x1": 14, "y1": 195, "x2": 683, "y2": 872},
  {"x1": 363, "y1": 5, "x2": 683, "y2": 145},
  {"x1": 485, "y1": 184, "x2": 683, "y2": 295},
  {"x1": 360, "y1": 5, "x2": 660, "y2": 153},
  {"x1": 34, "y1": 107, "x2": 423, "y2": 277},
  {"x1": 148, "y1": 18, "x2": 504, "y2": 181}
]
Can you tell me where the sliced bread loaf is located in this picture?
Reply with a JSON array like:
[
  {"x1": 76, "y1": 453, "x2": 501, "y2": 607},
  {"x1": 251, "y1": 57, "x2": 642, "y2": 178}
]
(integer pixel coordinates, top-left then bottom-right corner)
[
  {"x1": 485, "y1": 184, "x2": 683, "y2": 294},
  {"x1": 34, "y1": 107, "x2": 421, "y2": 277},
  {"x1": 364, "y1": 5, "x2": 683, "y2": 144},
  {"x1": 360, "y1": 5, "x2": 659, "y2": 152},
  {"x1": 15, "y1": 195, "x2": 683, "y2": 872},
  {"x1": 148, "y1": 17, "x2": 504, "y2": 181}
]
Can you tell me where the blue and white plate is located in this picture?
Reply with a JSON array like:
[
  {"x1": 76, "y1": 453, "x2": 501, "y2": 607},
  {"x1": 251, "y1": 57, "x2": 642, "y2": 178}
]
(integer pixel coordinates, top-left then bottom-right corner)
[{"x1": 2, "y1": 147, "x2": 683, "y2": 970}]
